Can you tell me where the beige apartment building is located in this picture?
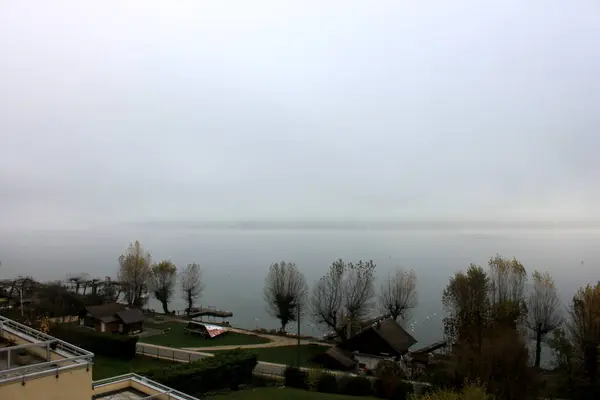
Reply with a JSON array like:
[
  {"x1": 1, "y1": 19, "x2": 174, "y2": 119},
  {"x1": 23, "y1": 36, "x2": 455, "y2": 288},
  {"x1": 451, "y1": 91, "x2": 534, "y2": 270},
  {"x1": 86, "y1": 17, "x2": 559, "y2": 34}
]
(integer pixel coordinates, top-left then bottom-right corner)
[{"x1": 0, "y1": 316, "x2": 198, "y2": 400}]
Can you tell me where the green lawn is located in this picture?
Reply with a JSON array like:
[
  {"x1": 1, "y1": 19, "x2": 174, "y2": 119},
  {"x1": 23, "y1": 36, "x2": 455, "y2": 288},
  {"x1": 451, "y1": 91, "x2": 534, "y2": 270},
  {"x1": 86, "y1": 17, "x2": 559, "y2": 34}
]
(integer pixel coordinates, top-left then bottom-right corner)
[
  {"x1": 208, "y1": 344, "x2": 329, "y2": 368},
  {"x1": 92, "y1": 355, "x2": 175, "y2": 380},
  {"x1": 139, "y1": 322, "x2": 270, "y2": 348},
  {"x1": 207, "y1": 387, "x2": 379, "y2": 400}
]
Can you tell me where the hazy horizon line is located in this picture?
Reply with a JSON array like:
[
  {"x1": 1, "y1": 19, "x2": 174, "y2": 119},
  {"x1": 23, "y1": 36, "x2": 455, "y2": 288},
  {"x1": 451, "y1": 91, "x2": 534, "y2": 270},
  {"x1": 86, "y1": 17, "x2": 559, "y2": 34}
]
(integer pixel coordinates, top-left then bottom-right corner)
[{"x1": 126, "y1": 219, "x2": 600, "y2": 231}]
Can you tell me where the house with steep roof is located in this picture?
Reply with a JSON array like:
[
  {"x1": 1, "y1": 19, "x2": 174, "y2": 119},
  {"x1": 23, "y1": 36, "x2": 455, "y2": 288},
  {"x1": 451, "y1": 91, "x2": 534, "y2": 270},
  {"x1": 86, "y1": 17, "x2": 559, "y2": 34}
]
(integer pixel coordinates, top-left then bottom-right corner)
[
  {"x1": 318, "y1": 315, "x2": 418, "y2": 372},
  {"x1": 337, "y1": 316, "x2": 417, "y2": 370},
  {"x1": 78, "y1": 303, "x2": 144, "y2": 335}
]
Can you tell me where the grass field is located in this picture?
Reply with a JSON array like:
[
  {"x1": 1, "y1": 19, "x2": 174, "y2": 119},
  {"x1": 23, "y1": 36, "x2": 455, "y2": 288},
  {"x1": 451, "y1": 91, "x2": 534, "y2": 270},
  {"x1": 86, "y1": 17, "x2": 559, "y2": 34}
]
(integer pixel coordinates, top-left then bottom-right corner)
[
  {"x1": 208, "y1": 344, "x2": 329, "y2": 367},
  {"x1": 207, "y1": 387, "x2": 380, "y2": 400},
  {"x1": 92, "y1": 355, "x2": 176, "y2": 380},
  {"x1": 139, "y1": 322, "x2": 270, "y2": 348}
]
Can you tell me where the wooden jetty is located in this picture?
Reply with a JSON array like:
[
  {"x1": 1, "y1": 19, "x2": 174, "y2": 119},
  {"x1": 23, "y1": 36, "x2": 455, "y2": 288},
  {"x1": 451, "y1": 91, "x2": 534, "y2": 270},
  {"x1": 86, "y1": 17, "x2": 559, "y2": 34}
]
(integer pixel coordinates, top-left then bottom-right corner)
[{"x1": 188, "y1": 306, "x2": 233, "y2": 319}]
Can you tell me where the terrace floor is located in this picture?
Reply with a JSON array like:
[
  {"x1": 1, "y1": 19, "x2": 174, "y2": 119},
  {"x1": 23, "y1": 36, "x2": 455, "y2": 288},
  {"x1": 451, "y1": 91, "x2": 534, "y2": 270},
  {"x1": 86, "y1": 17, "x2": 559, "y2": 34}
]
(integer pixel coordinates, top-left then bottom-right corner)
[{"x1": 94, "y1": 388, "x2": 148, "y2": 400}]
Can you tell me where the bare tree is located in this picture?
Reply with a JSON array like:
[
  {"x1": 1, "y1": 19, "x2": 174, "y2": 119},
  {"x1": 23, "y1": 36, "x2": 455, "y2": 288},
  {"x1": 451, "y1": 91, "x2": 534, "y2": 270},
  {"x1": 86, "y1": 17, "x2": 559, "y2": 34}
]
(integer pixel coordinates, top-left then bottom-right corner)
[
  {"x1": 118, "y1": 240, "x2": 151, "y2": 308},
  {"x1": 310, "y1": 259, "x2": 376, "y2": 340},
  {"x1": 66, "y1": 273, "x2": 89, "y2": 294},
  {"x1": 527, "y1": 270, "x2": 562, "y2": 368},
  {"x1": 100, "y1": 276, "x2": 120, "y2": 303},
  {"x1": 263, "y1": 261, "x2": 308, "y2": 332},
  {"x1": 379, "y1": 267, "x2": 417, "y2": 321},
  {"x1": 180, "y1": 263, "x2": 204, "y2": 316},
  {"x1": 149, "y1": 260, "x2": 177, "y2": 314}
]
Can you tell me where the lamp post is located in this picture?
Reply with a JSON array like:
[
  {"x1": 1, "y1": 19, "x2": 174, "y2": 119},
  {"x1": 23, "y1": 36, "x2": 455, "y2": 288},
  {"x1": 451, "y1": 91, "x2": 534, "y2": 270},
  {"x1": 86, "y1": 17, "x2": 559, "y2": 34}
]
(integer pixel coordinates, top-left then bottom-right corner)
[{"x1": 296, "y1": 303, "x2": 301, "y2": 368}]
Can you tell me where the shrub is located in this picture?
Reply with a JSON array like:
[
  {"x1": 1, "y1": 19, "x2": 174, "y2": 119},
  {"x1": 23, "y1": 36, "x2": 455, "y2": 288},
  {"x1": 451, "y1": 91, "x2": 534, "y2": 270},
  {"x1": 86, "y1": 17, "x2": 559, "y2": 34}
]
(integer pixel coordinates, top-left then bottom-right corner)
[
  {"x1": 317, "y1": 373, "x2": 338, "y2": 393},
  {"x1": 140, "y1": 349, "x2": 257, "y2": 396},
  {"x1": 49, "y1": 324, "x2": 137, "y2": 360},
  {"x1": 408, "y1": 383, "x2": 492, "y2": 400},
  {"x1": 306, "y1": 368, "x2": 323, "y2": 391},
  {"x1": 252, "y1": 374, "x2": 281, "y2": 387},
  {"x1": 340, "y1": 376, "x2": 373, "y2": 396},
  {"x1": 284, "y1": 366, "x2": 308, "y2": 389},
  {"x1": 392, "y1": 381, "x2": 414, "y2": 400}
]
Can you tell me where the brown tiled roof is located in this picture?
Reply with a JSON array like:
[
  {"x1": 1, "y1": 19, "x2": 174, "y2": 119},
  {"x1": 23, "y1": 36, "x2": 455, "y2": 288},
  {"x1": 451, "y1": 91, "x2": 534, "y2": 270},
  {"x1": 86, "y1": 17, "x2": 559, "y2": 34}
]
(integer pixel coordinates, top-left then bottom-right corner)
[
  {"x1": 85, "y1": 303, "x2": 124, "y2": 318},
  {"x1": 116, "y1": 309, "x2": 145, "y2": 324},
  {"x1": 325, "y1": 347, "x2": 356, "y2": 369},
  {"x1": 370, "y1": 318, "x2": 417, "y2": 354}
]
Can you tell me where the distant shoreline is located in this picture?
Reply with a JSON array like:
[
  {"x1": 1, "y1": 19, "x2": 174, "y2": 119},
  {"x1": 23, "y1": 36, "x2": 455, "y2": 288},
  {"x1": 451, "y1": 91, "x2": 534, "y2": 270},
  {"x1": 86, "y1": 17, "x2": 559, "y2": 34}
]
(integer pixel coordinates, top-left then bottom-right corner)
[{"x1": 128, "y1": 220, "x2": 600, "y2": 231}]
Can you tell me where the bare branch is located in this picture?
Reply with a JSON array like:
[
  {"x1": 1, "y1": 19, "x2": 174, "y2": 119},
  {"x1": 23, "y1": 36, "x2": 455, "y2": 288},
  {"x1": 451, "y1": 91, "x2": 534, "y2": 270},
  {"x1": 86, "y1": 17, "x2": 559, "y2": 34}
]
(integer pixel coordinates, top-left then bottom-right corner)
[
  {"x1": 180, "y1": 263, "x2": 204, "y2": 316},
  {"x1": 117, "y1": 240, "x2": 151, "y2": 307},
  {"x1": 263, "y1": 261, "x2": 308, "y2": 331},
  {"x1": 527, "y1": 270, "x2": 562, "y2": 367},
  {"x1": 149, "y1": 260, "x2": 178, "y2": 314},
  {"x1": 310, "y1": 259, "x2": 376, "y2": 340},
  {"x1": 379, "y1": 267, "x2": 417, "y2": 321}
]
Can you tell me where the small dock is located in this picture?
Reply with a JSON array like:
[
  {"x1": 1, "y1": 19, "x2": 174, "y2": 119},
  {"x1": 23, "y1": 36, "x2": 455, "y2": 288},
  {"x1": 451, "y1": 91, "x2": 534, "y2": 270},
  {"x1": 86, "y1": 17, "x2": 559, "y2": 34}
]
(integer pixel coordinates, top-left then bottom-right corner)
[{"x1": 186, "y1": 306, "x2": 233, "y2": 323}]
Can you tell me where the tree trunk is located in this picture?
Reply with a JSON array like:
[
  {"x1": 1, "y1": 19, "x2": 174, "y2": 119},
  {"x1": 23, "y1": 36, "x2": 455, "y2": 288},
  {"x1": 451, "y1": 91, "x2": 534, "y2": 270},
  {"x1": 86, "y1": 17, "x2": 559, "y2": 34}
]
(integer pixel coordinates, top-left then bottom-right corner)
[
  {"x1": 534, "y1": 325, "x2": 543, "y2": 368},
  {"x1": 186, "y1": 290, "x2": 193, "y2": 317},
  {"x1": 161, "y1": 301, "x2": 169, "y2": 314}
]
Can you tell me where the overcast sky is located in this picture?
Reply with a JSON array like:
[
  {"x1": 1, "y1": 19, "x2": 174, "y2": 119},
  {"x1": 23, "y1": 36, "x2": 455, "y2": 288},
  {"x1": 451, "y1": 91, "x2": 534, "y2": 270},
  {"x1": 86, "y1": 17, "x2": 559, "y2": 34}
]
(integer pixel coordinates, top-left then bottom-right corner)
[{"x1": 1, "y1": 1, "x2": 599, "y2": 230}]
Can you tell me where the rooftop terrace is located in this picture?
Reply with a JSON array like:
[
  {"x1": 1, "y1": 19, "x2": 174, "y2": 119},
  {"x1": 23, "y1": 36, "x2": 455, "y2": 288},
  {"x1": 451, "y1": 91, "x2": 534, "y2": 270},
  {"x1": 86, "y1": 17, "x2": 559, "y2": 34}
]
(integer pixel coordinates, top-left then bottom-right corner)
[{"x1": 0, "y1": 315, "x2": 94, "y2": 385}]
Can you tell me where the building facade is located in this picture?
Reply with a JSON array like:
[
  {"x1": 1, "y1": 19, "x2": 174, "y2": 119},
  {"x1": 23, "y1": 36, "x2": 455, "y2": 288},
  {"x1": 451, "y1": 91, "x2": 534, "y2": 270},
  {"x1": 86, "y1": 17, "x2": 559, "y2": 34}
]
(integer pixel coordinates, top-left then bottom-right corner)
[{"x1": 0, "y1": 316, "x2": 196, "y2": 400}]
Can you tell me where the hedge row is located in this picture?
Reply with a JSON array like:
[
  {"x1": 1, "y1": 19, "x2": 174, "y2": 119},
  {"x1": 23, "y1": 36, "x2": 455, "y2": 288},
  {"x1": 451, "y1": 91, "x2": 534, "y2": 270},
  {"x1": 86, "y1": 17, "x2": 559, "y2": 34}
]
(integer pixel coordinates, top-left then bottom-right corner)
[
  {"x1": 49, "y1": 324, "x2": 137, "y2": 360},
  {"x1": 284, "y1": 366, "x2": 414, "y2": 400},
  {"x1": 141, "y1": 349, "x2": 257, "y2": 396}
]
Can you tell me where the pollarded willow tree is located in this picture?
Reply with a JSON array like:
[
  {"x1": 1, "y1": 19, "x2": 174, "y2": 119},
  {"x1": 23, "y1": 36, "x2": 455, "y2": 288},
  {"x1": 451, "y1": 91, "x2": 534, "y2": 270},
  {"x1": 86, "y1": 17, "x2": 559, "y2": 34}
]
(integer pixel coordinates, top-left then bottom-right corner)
[
  {"x1": 263, "y1": 261, "x2": 308, "y2": 332},
  {"x1": 118, "y1": 240, "x2": 152, "y2": 308},
  {"x1": 310, "y1": 259, "x2": 376, "y2": 341},
  {"x1": 180, "y1": 263, "x2": 205, "y2": 316},
  {"x1": 527, "y1": 270, "x2": 562, "y2": 368},
  {"x1": 379, "y1": 267, "x2": 417, "y2": 321},
  {"x1": 149, "y1": 260, "x2": 177, "y2": 314}
]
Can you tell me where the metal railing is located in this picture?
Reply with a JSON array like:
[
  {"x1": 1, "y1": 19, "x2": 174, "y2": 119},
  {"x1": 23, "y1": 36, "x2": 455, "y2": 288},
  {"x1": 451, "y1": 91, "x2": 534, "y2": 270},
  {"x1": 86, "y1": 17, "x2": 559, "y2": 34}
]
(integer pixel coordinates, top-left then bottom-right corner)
[
  {"x1": 0, "y1": 316, "x2": 92, "y2": 358},
  {"x1": 0, "y1": 316, "x2": 94, "y2": 384},
  {"x1": 93, "y1": 373, "x2": 200, "y2": 400}
]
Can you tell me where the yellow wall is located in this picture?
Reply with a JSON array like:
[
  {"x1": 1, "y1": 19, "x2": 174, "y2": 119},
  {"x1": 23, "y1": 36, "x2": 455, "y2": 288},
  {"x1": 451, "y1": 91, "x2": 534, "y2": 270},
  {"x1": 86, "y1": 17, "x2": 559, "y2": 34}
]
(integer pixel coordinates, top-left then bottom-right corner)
[{"x1": 0, "y1": 365, "x2": 92, "y2": 400}]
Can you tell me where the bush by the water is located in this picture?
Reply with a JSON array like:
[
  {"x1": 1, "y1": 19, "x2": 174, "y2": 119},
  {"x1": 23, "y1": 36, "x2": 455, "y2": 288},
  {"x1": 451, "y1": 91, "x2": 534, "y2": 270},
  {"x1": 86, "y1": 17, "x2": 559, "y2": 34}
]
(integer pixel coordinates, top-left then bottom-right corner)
[
  {"x1": 374, "y1": 377, "x2": 414, "y2": 399},
  {"x1": 141, "y1": 349, "x2": 257, "y2": 396},
  {"x1": 317, "y1": 372, "x2": 338, "y2": 393},
  {"x1": 50, "y1": 324, "x2": 137, "y2": 360},
  {"x1": 284, "y1": 366, "x2": 308, "y2": 389},
  {"x1": 340, "y1": 376, "x2": 373, "y2": 397}
]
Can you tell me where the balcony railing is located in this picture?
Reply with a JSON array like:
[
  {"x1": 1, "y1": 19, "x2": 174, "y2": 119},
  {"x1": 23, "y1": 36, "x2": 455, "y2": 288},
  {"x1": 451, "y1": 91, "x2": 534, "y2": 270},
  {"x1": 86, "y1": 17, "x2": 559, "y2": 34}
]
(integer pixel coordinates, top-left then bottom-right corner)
[{"x1": 0, "y1": 316, "x2": 94, "y2": 384}]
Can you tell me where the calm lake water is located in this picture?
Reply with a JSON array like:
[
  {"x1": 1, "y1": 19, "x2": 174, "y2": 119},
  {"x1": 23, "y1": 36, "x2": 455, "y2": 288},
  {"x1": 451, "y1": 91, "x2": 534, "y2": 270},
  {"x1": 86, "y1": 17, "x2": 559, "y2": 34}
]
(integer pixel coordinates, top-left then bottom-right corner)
[{"x1": 1, "y1": 225, "x2": 598, "y2": 363}]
